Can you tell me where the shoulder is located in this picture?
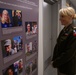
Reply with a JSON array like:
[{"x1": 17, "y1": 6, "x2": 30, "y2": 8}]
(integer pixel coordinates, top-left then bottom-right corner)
[{"x1": 73, "y1": 26, "x2": 76, "y2": 37}]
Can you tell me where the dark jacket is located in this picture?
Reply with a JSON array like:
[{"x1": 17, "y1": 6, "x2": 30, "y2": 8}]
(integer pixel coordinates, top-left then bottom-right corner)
[{"x1": 52, "y1": 23, "x2": 76, "y2": 75}]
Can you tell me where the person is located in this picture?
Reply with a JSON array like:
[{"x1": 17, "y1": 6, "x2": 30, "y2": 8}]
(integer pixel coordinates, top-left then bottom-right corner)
[
  {"x1": 18, "y1": 60, "x2": 23, "y2": 73},
  {"x1": 4, "y1": 39, "x2": 15, "y2": 57},
  {"x1": 4, "y1": 65, "x2": 14, "y2": 75},
  {"x1": 26, "y1": 23, "x2": 32, "y2": 35},
  {"x1": 16, "y1": 10, "x2": 22, "y2": 26},
  {"x1": 7, "y1": 68, "x2": 14, "y2": 75},
  {"x1": 12, "y1": 10, "x2": 18, "y2": 27},
  {"x1": 12, "y1": 10, "x2": 22, "y2": 26},
  {"x1": 52, "y1": 7, "x2": 76, "y2": 75},
  {"x1": 32, "y1": 22, "x2": 37, "y2": 34},
  {"x1": 1, "y1": 10, "x2": 12, "y2": 28}
]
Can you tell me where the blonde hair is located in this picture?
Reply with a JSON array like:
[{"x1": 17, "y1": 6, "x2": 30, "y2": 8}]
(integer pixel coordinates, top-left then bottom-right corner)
[
  {"x1": 59, "y1": 7, "x2": 76, "y2": 19},
  {"x1": 1, "y1": 10, "x2": 11, "y2": 24}
]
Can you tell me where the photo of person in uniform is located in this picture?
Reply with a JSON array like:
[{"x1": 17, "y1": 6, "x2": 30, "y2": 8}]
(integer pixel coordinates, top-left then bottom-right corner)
[
  {"x1": 1, "y1": 36, "x2": 23, "y2": 58},
  {"x1": 52, "y1": 7, "x2": 76, "y2": 75},
  {"x1": 1, "y1": 9, "x2": 12, "y2": 28},
  {"x1": 4, "y1": 39, "x2": 15, "y2": 57}
]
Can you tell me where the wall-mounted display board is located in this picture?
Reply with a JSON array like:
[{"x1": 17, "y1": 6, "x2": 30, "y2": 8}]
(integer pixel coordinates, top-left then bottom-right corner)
[{"x1": 0, "y1": 0, "x2": 39, "y2": 75}]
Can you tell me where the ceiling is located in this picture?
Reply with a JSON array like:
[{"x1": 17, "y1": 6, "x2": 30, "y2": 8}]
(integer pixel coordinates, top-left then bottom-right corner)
[
  {"x1": 69, "y1": 0, "x2": 76, "y2": 8},
  {"x1": 44, "y1": 0, "x2": 59, "y2": 5},
  {"x1": 44, "y1": 0, "x2": 76, "y2": 9}
]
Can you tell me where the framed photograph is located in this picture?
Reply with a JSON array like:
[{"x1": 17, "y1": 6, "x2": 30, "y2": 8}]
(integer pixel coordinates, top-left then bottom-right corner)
[
  {"x1": 25, "y1": 40, "x2": 37, "y2": 56},
  {"x1": 1, "y1": 36, "x2": 23, "y2": 58},
  {"x1": 0, "y1": 8, "x2": 22, "y2": 34},
  {"x1": 25, "y1": 58, "x2": 37, "y2": 75},
  {"x1": 25, "y1": 42, "x2": 32, "y2": 56},
  {"x1": 3, "y1": 59, "x2": 23, "y2": 75},
  {"x1": 25, "y1": 22, "x2": 37, "y2": 39}
]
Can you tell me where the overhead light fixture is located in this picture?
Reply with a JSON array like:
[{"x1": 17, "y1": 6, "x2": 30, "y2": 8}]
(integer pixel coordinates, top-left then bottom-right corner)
[
  {"x1": 50, "y1": 0, "x2": 55, "y2": 3},
  {"x1": 44, "y1": 0, "x2": 59, "y2": 5}
]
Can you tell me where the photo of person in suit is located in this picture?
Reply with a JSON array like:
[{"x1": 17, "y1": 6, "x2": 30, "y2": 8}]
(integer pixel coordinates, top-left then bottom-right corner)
[{"x1": 12, "y1": 10, "x2": 22, "y2": 27}]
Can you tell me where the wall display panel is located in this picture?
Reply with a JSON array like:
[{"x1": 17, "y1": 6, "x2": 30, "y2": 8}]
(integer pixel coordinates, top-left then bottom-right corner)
[
  {"x1": 25, "y1": 58, "x2": 37, "y2": 75},
  {"x1": 25, "y1": 22, "x2": 38, "y2": 39},
  {"x1": 0, "y1": 0, "x2": 39, "y2": 75},
  {"x1": 0, "y1": 8, "x2": 22, "y2": 34},
  {"x1": 3, "y1": 59, "x2": 23, "y2": 75},
  {"x1": 1, "y1": 36, "x2": 23, "y2": 58}
]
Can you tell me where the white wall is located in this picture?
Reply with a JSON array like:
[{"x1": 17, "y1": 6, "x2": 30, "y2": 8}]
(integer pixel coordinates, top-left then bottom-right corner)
[
  {"x1": 51, "y1": 2, "x2": 59, "y2": 57},
  {"x1": 43, "y1": 2, "x2": 52, "y2": 62},
  {"x1": 38, "y1": 0, "x2": 44, "y2": 75}
]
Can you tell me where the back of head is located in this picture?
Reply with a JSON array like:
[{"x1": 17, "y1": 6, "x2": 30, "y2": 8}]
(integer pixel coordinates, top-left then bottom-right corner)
[{"x1": 59, "y1": 7, "x2": 76, "y2": 19}]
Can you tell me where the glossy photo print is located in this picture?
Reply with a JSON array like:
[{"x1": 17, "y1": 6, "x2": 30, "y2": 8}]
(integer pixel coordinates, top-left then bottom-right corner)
[
  {"x1": 25, "y1": 22, "x2": 37, "y2": 39},
  {"x1": 1, "y1": 36, "x2": 23, "y2": 58},
  {"x1": 25, "y1": 42, "x2": 32, "y2": 56},
  {"x1": 12, "y1": 10, "x2": 22, "y2": 27},
  {"x1": 32, "y1": 40, "x2": 38, "y2": 52},
  {"x1": 25, "y1": 59, "x2": 37, "y2": 75},
  {"x1": 25, "y1": 22, "x2": 32, "y2": 36},
  {"x1": 0, "y1": 8, "x2": 22, "y2": 28},
  {"x1": 32, "y1": 22, "x2": 38, "y2": 34},
  {"x1": 3, "y1": 59, "x2": 23, "y2": 75},
  {"x1": 25, "y1": 40, "x2": 37, "y2": 56},
  {"x1": 0, "y1": 8, "x2": 12, "y2": 28}
]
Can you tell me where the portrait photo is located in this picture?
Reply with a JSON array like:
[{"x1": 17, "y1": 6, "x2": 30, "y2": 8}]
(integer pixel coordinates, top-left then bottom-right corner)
[
  {"x1": 0, "y1": 8, "x2": 22, "y2": 28},
  {"x1": 3, "y1": 59, "x2": 23, "y2": 75},
  {"x1": 25, "y1": 22, "x2": 32, "y2": 36},
  {"x1": 0, "y1": 8, "x2": 12, "y2": 28},
  {"x1": 25, "y1": 42, "x2": 32, "y2": 56},
  {"x1": 25, "y1": 58, "x2": 37, "y2": 75},
  {"x1": 1, "y1": 36, "x2": 23, "y2": 58}
]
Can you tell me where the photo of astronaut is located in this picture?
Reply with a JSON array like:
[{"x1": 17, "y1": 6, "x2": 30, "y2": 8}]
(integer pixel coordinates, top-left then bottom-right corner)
[
  {"x1": 3, "y1": 59, "x2": 23, "y2": 75},
  {"x1": 1, "y1": 36, "x2": 23, "y2": 58},
  {"x1": 0, "y1": 8, "x2": 22, "y2": 28},
  {"x1": 25, "y1": 58, "x2": 37, "y2": 75}
]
